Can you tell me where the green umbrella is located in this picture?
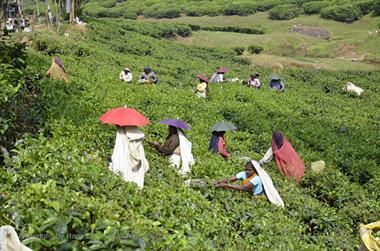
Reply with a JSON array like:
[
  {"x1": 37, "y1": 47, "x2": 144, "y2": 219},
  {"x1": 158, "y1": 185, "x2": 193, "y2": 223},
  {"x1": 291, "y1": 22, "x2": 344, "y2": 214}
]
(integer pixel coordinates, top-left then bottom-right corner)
[
  {"x1": 270, "y1": 74, "x2": 281, "y2": 81},
  {"x1": 211, "y1": 121, "x2": 237, "y2": 132}
]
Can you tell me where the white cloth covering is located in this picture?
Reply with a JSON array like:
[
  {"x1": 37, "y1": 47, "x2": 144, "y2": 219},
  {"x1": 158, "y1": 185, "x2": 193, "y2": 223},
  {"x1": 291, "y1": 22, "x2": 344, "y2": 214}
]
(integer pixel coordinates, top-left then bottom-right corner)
[
  {"x1": 344, "y1": 82, "x2": 364, "y2": 96},
  {"x1": 119, "y1": 71, "x2": 132, "y2": 83},
  {"x1": 169, "y1": 129, "x2": 195, "y2": 175},
  {"x1": 109, "y1": 126, "x2": 149, "y2": 188},
  {"x1": 0, "y1": 226, "x2": 32, "y2": 251},
  {"x1": 210, "y1": 73, "x2": 224, "y2": 83},
  {"x1": 196, "y1": 91, "x2": 206, "y2": 98},
  {"x1": 251, "y1": 160, "x2": 284, "y2": 207}
]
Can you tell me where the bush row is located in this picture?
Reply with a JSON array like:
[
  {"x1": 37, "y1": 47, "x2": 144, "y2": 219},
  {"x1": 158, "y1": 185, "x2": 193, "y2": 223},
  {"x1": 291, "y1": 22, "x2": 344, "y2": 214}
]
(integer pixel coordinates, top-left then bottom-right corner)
[
  {"x1": 233, "y1": 45, "x2": 264, "y2": 55},
  {"x1": 320, "y1": 4, "x2": 363, "y2": 23},
  {"x1": 269, "y1": 4, "x2": 303, "y2": 20},
  {"x1": 187, "y1": 24, "x2": 265, "y2": 35},
  {"x1": 83, "y1": 0, "x2": 379, "y2": 23}
]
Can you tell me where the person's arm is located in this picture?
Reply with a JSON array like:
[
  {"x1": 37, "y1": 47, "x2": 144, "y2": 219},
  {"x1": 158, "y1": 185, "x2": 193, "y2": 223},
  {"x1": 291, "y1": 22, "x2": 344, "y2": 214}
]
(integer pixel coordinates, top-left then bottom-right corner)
[
  {"x1": 215, "y1": 176, "x2": 238, "y2": 185},
  {"x1": 259, "y1": 147, "x2": 273, "y2": 165},
  {"x1": 155, "y1": 134, "x2": 179, "y2": 156},
  {"x1": 216, "y1": 182, "x2": 253, "y2": 192}
]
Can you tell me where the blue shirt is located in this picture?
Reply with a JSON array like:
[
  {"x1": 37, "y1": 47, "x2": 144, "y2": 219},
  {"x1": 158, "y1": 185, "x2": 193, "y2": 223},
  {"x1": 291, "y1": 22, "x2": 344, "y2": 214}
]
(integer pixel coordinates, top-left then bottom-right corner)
[{"x1": 236, "y1": 172, "x2": 264, "y2": 195}]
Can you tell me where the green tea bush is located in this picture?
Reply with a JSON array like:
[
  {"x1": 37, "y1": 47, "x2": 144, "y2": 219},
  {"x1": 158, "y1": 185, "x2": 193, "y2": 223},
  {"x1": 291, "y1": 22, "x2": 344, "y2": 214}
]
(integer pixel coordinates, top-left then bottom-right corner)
[
  {"x1": 99, "y1": 0, "x2": 117, "y2": 8},
  {"x1": 196, "y1": 25, "x2": 265, "y2": 35},
  {"x1": 185, "y1": 6, "x2": 222, "y2": 17},
  {"x1": 123, "y1": 11, "x2": 138, "y2": 20},
  {"x1": 96, "y1": 8, "x2": 123, "y2": 18},
  {"x1": 0, "y1": 38, "x2": 44, "y2": 156},
  {"x1": 355, "y1": 0, "x2": 376, "y2": 15},
  {"x1": 248, "y1": 45, "x2": 264, "y2": 54},
  {"x1": 269, "y1": 4, "x2": 303, "y2": 20},
  {"x1": 145, "y1": 8, "x2": 182, "y2": 19},
  {"x1": 374, "y1": 0, "x2": 380, "y2": 15},
  {"x1": 320, "y1": 4, "x2": 363, "y2": 23},
  {"x1": 81, "y1": 0, "x2": 379, "y2": 22},
  {"x1": 94, "y1": 20, "x2": 193, "y2": 39},
  {"x1": 302, "y1": 1, "x2": 330, "y2": 15},
  {"x1": 233, "y1": 46, "x2": 245, "y2": 55},
  {"x1": 223, "y1": 3, "x2": 258, "y2": 16},
  {"x1": 254, "y1": 1, "x2": 277, "y2": 11}
]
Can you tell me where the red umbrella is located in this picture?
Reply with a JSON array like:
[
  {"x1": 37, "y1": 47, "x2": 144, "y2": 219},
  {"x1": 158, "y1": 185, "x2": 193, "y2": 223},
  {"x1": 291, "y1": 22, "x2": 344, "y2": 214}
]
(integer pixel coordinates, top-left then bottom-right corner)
[
  {"x1": 196, "y1": 74, "x2": 209, "y2": 83},
  {"x1": 217, "y1": 67, "x2": 229, "y2": 73},
  {"x1": 99, "y1": 106, "x2": 150, "y2": 127}
]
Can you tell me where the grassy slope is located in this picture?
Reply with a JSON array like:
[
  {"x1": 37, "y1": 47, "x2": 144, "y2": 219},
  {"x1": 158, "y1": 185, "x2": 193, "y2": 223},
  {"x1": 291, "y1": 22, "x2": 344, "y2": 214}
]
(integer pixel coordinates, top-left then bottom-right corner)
[
  {"x1": 142, "y1": 12, "x2": 380, "y2": 71},
  {"x1": 1, "y1": 19, "x2": 380, "y2": 250}
]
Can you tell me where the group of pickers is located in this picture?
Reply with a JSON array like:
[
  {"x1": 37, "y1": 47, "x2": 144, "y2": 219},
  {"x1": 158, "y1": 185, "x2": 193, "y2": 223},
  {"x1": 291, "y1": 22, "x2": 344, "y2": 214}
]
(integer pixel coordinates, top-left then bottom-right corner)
[
  {"x1": 118, "y1": 66, "x2": 285, "y2": 98},
  {"x1": 46, "y1": 58, "x2": 298, "y2": 207},
  {"x1": 100, "y1": 106, "x2": 304, "y2": 207}
]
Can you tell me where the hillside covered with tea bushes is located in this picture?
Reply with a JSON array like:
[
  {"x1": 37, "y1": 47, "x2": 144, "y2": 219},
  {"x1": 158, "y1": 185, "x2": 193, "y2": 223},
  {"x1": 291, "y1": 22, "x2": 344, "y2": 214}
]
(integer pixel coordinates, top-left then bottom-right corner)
[
  {"x1": 1, "y1": 18, "x2": 380, "y2": 250},
  {"x1": 82, "y1": 0, "x2": 380, "y2": 23}
]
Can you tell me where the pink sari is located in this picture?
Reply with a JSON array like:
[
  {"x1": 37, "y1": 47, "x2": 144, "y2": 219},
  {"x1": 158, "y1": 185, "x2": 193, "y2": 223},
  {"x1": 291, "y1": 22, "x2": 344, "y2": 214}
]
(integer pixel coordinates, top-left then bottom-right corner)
[{"x1": 272, "y1": 135, "x2": 305, "y2": 181}]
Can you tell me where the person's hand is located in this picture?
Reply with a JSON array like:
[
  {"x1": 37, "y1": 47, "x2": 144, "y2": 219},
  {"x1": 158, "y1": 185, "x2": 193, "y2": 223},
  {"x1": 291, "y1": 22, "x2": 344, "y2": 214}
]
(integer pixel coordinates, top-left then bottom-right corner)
[
  {"x1": 152, "y1": 142, "x2": 161, "y2": 147},
  {"x1": 148, "y1": 142, "x2": 159, "y2": 148},
  {"x1": 214, "y1": 180, "x2": 221, "y2": 186}
]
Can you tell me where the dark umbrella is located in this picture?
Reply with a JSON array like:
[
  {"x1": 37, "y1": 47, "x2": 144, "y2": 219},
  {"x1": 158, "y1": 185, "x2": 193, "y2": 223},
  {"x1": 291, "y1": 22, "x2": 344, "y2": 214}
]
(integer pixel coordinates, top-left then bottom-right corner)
[
  {"x1": 211, "y1": 121, "x2": 237, "y2": 132},
  {"x1": 270, "y1": 74, "x2": 281, "y2": 80},
  {"x1": 196, "y1": 74, "x2": 209, "y2": 83},
  {"x1": 160, "y1": 119, "x2": 191, "y2": 130}
]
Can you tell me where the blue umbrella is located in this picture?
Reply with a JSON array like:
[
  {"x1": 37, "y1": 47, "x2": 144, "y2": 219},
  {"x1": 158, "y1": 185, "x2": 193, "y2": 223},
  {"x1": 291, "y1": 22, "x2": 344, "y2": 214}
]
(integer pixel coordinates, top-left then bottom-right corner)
[{"x1": 160, "y1": 119, "x2": 191, "y2": 130}]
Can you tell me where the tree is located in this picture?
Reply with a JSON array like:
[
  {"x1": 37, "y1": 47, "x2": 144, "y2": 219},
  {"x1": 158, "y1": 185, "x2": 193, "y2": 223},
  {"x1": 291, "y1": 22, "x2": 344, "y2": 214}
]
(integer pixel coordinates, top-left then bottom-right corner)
[{"x1": 66, "y1": 0, "x2": 88, "y2": 24}]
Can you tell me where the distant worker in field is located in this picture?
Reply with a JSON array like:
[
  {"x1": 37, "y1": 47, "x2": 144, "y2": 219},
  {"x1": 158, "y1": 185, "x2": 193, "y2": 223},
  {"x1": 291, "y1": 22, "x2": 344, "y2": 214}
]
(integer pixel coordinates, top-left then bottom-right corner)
[
  {"x1": 150, "y1": 120, "x2": 194, "y2": 175},
  {"x1": 259, "y1": 131, "x2": 305, "y2": 181},
  {"x1": 215, "y1": 160, "x2": 284, "y2": 207},
  {"x1": 247, "y1": 73, "x2": 261, "y2": 89},
  {"x1": 210, "y1": 67, "x2": 229, "y2": 83},
  {"x1": 119, "y1": 67, "x2": 132, "y2": 83},
  {"x1": 208, "y1": 121, "x2": 236, "y2": 160},
  {"x1": 208, "y1": 131, "x2": 230, "y2": 160},
  {"x1": 46, "y1": 57, "x2": 69, "y2": 83},
  {"x1": 269, "y1": 75, "x2": 284, "y2": 92},
  {"x1": 195, "y1": 74, "x2": 209, "y2": 98},
  {"x1": 138, "y1": 66, "x2": 158, "y2": 84}
]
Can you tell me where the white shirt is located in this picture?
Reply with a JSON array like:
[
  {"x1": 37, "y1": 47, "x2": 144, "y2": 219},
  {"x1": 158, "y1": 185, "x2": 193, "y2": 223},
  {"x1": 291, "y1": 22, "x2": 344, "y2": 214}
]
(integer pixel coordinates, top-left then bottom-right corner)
[{"x1": 120, "y1": 71, "x2": 132, "y2": 83}]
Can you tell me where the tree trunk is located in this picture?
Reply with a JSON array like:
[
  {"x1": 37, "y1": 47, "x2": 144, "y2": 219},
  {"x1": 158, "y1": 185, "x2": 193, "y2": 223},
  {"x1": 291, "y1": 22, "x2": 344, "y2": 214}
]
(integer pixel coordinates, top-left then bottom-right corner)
[
  {"x1": 69, "y1": 0, "x2": 74, "y2": 24},
  {"x1": 45, "y1": 0, "x2": 50, "y2": 30},
  {"x1": 35, "y1": 0, "x2": 39, "y2": 19},
  {"x1": 56, "y1": 0, "x2": 61, "y2": 32},
  {"x1": 0, "y1": 0, "x2": 4, "y2": 33}
]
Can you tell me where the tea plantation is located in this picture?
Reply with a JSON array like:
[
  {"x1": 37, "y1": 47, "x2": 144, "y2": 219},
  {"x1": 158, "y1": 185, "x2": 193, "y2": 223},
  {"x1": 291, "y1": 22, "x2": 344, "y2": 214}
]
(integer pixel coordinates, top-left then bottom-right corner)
[
  {"x1": 1, "y1": 17, "x2": 380, "y2": 250},
  {"x1": 82, "y1": 0, "x2": 380, "y2": 23}
]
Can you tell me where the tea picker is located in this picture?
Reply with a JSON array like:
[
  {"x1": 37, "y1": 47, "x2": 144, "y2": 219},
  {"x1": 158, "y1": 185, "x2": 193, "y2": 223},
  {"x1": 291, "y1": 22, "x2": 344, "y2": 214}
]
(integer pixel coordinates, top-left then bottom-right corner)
[
  {"x1": 150, "y1": 119, "x2": 195, "y2": 176},
  {"x1": 99, "y1": 106, "x2": 150, "y2": 188}
]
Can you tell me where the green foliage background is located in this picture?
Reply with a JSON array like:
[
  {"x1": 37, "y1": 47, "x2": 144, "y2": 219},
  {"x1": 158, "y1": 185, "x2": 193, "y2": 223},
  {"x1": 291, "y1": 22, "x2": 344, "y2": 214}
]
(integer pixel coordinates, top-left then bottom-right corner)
[
  {"x1": 1, "y1": 18, "x2": 379, "y2": 250},
  {"x1": 80, "y1": 0, "x2": 379, "y2": 23}
]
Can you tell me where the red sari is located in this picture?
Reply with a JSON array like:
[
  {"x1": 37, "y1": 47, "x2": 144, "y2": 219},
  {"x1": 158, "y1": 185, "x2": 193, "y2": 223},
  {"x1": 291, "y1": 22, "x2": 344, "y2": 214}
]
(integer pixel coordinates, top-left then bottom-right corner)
[{"x1": 272, "y1": 136, "x2": 305, "y2": 181}]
